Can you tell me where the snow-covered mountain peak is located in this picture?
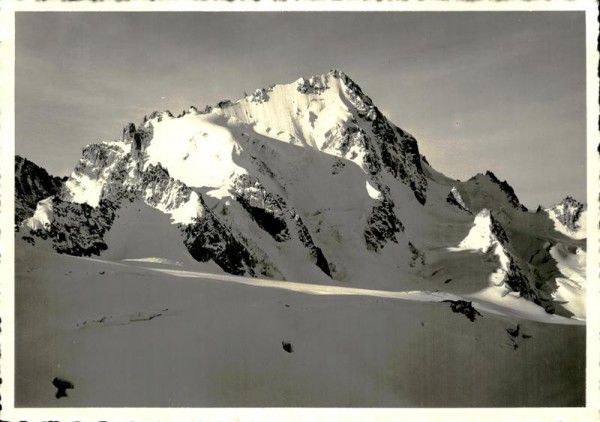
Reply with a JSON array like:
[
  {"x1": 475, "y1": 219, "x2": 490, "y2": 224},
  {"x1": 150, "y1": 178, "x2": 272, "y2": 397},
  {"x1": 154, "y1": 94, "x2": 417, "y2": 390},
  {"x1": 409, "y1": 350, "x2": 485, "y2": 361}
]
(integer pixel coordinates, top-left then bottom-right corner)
[
  {"x1": 215, "y1": 71, "x2": 428, "y2": 203},
  {"x1": 546, "y1": 196, "x2": 586, "y2": 239},
  {"x1": 17, "y1": 72, "x2": 585, "y2": 321}
]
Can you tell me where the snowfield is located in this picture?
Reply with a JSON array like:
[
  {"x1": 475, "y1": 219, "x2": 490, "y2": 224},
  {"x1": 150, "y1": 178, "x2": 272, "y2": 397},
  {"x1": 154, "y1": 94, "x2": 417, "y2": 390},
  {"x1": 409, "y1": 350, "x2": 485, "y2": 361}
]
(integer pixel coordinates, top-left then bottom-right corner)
[{"x1": 15, "y1": 235, "x2": 585, "y2": 407}]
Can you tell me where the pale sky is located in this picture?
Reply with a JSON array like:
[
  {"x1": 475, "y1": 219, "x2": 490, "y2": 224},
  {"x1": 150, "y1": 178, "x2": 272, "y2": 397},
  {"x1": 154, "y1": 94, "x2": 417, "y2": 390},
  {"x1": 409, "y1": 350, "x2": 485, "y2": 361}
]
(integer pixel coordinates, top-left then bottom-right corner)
[{"x1": 15, "y1": 12, "x2": 586, "y2": 208}]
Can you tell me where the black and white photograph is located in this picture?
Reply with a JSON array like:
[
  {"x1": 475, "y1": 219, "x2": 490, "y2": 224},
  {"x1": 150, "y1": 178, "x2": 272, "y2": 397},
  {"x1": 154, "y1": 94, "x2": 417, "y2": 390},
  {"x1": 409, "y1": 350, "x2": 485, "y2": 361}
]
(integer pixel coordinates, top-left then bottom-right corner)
[{"x1": 1, "y1": 1, "x2": 598, "y2": 420}]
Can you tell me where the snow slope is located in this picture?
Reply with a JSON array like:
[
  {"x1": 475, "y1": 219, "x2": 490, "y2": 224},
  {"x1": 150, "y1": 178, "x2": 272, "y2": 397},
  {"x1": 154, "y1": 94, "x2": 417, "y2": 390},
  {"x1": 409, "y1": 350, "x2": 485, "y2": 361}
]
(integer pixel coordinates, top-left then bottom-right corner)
[
  {"x1": 14, "y1": 235, "x2": 585, "y2": 407},
  {"x1": 550, "y1": 243, "x2": 586, "y2": 320}
]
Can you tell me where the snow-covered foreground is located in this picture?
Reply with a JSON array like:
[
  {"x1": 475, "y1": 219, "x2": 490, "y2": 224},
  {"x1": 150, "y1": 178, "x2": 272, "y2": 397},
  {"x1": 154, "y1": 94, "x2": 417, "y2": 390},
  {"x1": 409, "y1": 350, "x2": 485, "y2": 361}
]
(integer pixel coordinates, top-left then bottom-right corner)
[{"x1": 15, "y1": 237, "x2": 585, "y2": 407}]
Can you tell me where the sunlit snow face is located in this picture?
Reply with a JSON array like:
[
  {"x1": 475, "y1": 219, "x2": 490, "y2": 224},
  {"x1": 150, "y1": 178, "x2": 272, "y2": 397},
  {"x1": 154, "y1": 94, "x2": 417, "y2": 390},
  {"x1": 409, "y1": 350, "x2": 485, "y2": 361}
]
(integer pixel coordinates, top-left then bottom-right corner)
[{"x1": 144, "y1": 113, "x2": 247, "y2": 199}]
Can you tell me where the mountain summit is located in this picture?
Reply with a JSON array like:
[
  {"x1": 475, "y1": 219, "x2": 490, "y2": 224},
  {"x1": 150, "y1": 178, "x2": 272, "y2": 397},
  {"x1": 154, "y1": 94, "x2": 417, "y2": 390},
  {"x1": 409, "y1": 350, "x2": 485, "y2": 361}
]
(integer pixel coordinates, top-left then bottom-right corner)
[{"x1": 19, "y1": 70, "x2": 586, "y2": 320}]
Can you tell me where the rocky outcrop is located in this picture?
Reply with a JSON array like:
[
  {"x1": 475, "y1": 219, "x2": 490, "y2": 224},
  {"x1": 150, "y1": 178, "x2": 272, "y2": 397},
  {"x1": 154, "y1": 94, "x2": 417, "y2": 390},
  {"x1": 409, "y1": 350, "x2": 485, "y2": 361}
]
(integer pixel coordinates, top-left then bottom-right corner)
[
  {"x1": 484, "y1": 212, "x2": 542, "y2": 303},
  {"x1": 232, "y1": 174, "x2": 332, "y2": 277},
  {"x1": 446, "y1": 186, "x2": 471, "y2": 213},
  {"x1": 233, "y1": 174, "x2": 291, "y2": 242},
  {"x1": 248, "y1": 87, "x2": 271, "y2": 104},
  {"x1": 364, "y1": 185, "x2": 404, "y2": 252},
  {"x1": 35, "y1": 196, "x2": 119, "y2": 256},
  {"x1": 548, "y1": 196, "x2": 584, "y2": 232},
  {"x1": 15, "y1": 155, "x2": 63, "y2": 226},
  {"x1": 291, "y1": 211, "x2": 332, "y2": 277},
  {"x1": 458, "y1": 209, "x2": 547, "y2": 308},
  {"x1": 142, "y1": 164, "x2": 195, "y2": 215},
  {"x1": 322, "y1": 123, "x2": 381, "y2": 176},
  {"x1": 183, "y1": 210, "x2": 258, "y2": 276},
  {"x1": 443, "y1": 300, "x2": 482, "y2": 322},
  {"x1": 296, "y1": 76, "x2": 329, "y2": 94}
]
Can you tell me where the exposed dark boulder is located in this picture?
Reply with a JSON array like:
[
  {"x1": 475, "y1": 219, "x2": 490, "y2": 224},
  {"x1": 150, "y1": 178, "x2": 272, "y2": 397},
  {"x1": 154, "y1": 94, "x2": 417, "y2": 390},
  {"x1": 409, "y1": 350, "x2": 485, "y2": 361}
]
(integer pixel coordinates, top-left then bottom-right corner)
[
  {"x1": 443, "y1": 300, "x2": 482, "y2": 322},
  {"x1": 282, "y1": 341, "x2": 294, "y2": 353},
  {"x1": 52, "y1": 377, "x2": 74, "y2": 399}
]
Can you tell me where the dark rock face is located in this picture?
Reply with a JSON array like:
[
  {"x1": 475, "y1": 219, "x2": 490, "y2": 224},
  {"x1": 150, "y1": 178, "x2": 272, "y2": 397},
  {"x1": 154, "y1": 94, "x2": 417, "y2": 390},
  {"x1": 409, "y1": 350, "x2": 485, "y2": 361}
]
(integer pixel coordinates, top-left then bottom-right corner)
[
  {"x1": 550, "y1": 196, "x2": 584, "y2": 231},
  {"x1": 292, "y1": 211, "x2": 332, "y2": 277},
  {"x1": 233, "y1": 175, "x2": 291, "y2": 242},
  {"x1": 486, "y1": 211, "x2": 551, "y2": 311},
  {"x1": 41, "y1": 197, "x2": 118, "y2": 256},
  {"x1": 332, "y1": 70, "x2": 428, "y2": 204},
  {"x1": 231, "y1": 174, "x2": 331, "y2": 277},
  {"x1": 142, "y1": 164, "x2": 192, "y2": 212},
  {"x1": 15, "y1": 155, "x2": 63, "y2": 226},
  {"x1": 322, "y1": 124, "x2": 381, "y2": 176},
  {"x1": 238, "y1": 196, "x2": 290, "y2": 242},
  {"x1": 183, "y1": 211, "x2": 258, "y2": 276},
  {"x1": 123, "y1": 122, "x2": 153, "y2": 164},
  {"x1": 216, "y1": 100, "x2": 234, "y2": 109},
  {"x1": 485, "y1": 171, "x2": 528, "y2": 212},
  {"x1": 488, "y1": 212, "x2": 510, "y2": 245},
  {"x1": 142, "y1": 165, "x2": 267, "y2": 277},
  {"x1": 443, "y1": 300, "x2": 482, "y2": 322},
  {"x1": 71, "y1": 144, "x2": 122, "y2": 180},
  {"x1": 122, "y1": 122, "x2": 137, "y2": 143},
  {"x1": 103, "y1": 156, "x2": 137, "y2": 202},
  {"x1": 504, "y1": 258, "x2": 542, "y2": 305},
  {"x1": 364, "y1": 186, "x2": 404, "y2": 252}
]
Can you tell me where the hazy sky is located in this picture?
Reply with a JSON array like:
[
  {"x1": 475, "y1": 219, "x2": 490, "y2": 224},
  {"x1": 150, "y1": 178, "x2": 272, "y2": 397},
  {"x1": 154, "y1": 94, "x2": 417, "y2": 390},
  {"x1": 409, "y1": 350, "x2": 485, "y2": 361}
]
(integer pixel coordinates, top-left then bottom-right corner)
[{"x1": 15, "y1": 12, "x2": 586, "y2": 208}]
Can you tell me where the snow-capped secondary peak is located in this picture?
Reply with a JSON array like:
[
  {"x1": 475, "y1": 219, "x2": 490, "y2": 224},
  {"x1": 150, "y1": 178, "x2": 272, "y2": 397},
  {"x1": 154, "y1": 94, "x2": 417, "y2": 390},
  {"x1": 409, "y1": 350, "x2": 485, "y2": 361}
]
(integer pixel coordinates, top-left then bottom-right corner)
[
  {"x1": 453, "y1": 209, "x2": 546, "y2": 307},
  {"x1": 546, "y1": 196, "x2": 586, "y2": 239},
  {"x1": 456, "y1": 171, "x2": 528, "y2": 214}
]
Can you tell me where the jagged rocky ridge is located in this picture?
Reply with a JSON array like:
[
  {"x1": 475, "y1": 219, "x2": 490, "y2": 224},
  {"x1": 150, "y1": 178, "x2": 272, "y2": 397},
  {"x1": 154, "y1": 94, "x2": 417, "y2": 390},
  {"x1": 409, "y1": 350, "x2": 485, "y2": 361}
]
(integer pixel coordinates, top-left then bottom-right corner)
[
  {"x1": 330, "y1": 70, "x2": 428, "y2": 204},
  {"x1": 484, "y1": 171, "x2": 528, "y2": 212},
  {"x1": 484, "y1": 211, "x2": 544, "y2": 307},
  {"x1": 456, "y1": 208, "x2": 563, "y2": 314}
]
